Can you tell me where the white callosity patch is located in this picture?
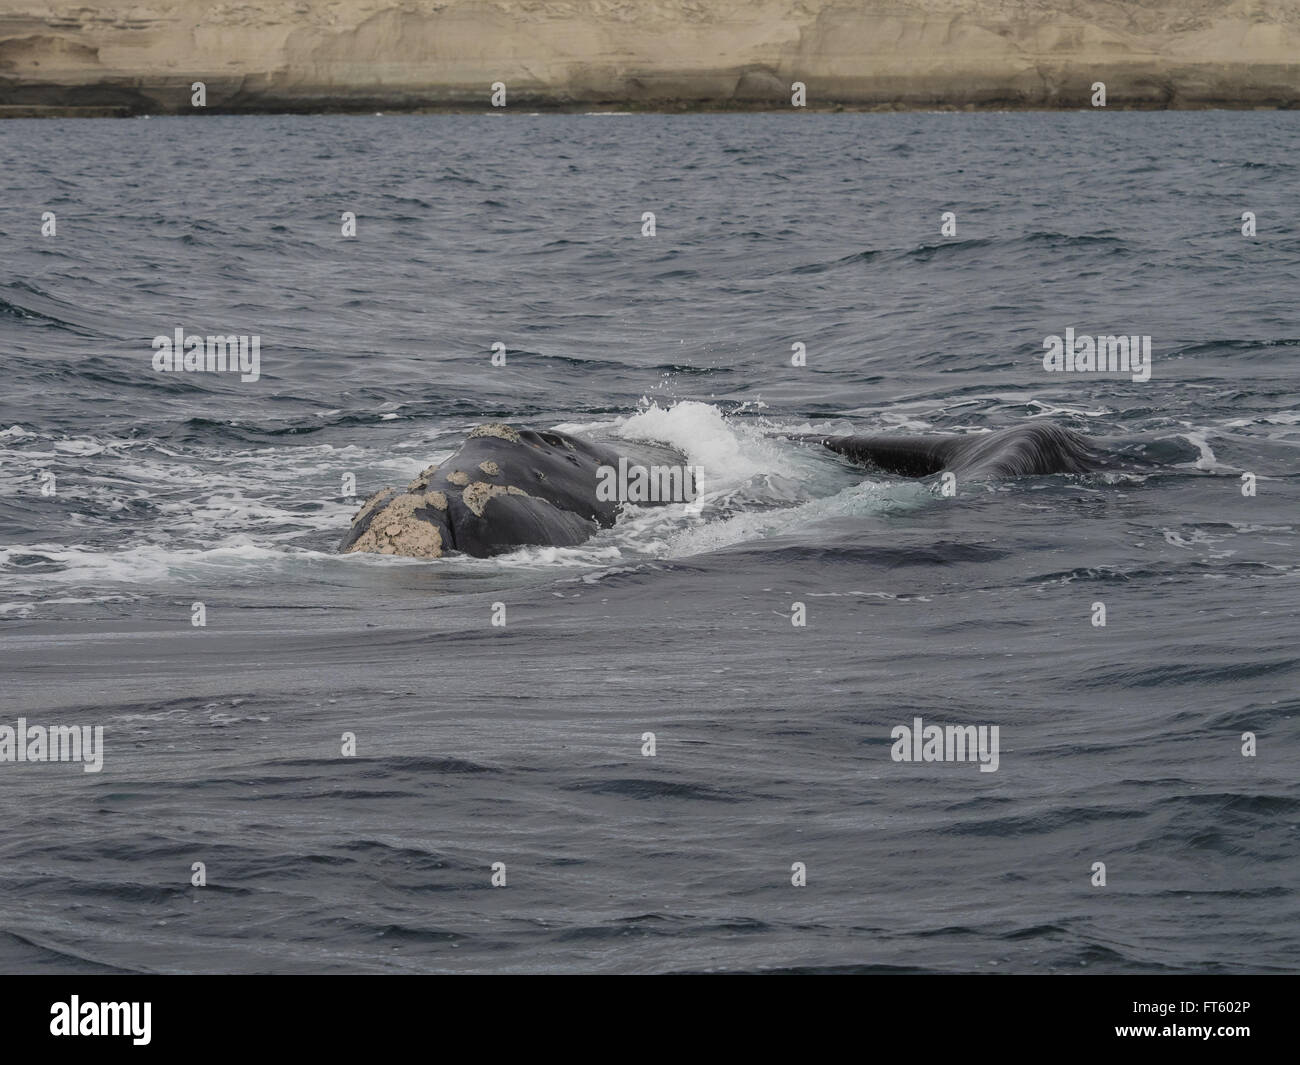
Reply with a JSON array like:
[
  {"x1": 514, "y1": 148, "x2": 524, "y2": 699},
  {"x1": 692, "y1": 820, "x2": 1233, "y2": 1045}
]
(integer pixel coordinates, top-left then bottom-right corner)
[
  {"x1": 351, "y1": 487, "x2": 395, "y2": 523},
  {"x1": 407, "y1": 463, "x2": 440, "y2": 491},
  {"x1": 462, "y1": 482, "x2": 527, "y2": 517},
  {"x1": 468, "y1": 423, "x2": 522, "y2": 443},
  {"x1": 343, "y1": 492, "x2": 446, "y2": 557}
]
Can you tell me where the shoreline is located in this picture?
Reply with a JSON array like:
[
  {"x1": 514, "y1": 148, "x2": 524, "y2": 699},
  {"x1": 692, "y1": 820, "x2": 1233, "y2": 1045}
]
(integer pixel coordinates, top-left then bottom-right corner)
[
  {"x1": 2, "y1": 0, "x2": 1298, "y2": 120},
  {"x1": 2, "y1": 98, "x2": 1297, "y2": 120}
]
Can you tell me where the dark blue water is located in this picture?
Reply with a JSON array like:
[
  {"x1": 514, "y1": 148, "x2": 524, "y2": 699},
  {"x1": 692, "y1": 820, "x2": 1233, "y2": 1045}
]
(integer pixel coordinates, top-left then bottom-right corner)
[{"x1": 1, "y1": 113, "x2": 1297, "y2": 973}]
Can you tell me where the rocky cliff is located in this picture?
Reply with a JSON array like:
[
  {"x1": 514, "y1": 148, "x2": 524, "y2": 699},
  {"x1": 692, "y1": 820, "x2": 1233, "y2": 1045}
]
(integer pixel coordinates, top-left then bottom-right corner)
[{"x1": 1, "y1": 0, "x2": 1297, "y2": 115}]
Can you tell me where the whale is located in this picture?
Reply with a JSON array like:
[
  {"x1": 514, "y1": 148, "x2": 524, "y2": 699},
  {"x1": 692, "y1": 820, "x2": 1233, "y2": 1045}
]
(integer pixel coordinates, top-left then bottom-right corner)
[
  {"x1": 342, "y1": 420, "x2": 1104, "y2": 559},
  {"x1": 340, "y1": 423, "x2": 692, "y2": 559},
  {"x1": 820, "y1": 422, "x2": 1103, "y2": 479}
]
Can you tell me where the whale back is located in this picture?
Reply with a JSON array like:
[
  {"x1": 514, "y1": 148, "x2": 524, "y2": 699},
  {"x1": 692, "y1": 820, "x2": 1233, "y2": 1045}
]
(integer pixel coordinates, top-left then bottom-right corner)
[
  {"x1": 821, "y1": 433, "x2": 962, "y2": 476},
  {"x1": 823, "y1": 423, "x2": 1100, "y2": 479}
]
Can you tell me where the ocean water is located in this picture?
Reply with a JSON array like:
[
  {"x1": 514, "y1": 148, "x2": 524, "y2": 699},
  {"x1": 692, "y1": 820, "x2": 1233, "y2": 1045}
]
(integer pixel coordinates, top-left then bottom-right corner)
[{"x1": 0, "y1": 112, "x2": 1296, "y2": 974}]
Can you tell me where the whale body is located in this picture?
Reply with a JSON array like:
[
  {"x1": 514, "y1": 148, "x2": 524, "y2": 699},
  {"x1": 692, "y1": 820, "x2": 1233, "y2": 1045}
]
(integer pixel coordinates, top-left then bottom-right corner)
[
  {"x1": 342, "y1": 420, "x2": 1103, "y2": 560},
  {"x1": 340, "y1": 423, "x2": 689, "y2": 559},
  {"x1": 820, "y1": 422, "x2": 1101, "y2": 479}
]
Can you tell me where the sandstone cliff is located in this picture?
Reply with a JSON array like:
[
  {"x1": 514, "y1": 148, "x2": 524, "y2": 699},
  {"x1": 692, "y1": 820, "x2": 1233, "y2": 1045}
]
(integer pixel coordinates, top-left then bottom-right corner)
[{"x1": 1, "y1": 0, "x2": 1297, "y2": 115}]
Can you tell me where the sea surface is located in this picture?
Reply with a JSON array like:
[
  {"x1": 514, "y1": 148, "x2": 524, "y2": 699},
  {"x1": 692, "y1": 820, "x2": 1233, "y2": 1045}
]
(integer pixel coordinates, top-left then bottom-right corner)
[{"x1": 0, "y1": 112, "x2": 1296, "y2": 974}]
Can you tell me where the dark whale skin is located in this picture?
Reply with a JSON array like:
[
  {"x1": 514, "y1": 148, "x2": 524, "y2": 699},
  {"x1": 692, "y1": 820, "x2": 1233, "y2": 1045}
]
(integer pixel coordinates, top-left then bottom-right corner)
[
  {"x1": 341, "y1": 424, "x2": 689, "y2": 559},
  {"x1": 821, "y1": 422, "x2": 1102, "y2": 479}
]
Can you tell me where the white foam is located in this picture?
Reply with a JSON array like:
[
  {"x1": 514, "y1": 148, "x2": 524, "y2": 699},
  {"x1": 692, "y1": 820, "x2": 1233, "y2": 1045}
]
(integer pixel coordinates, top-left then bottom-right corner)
[
  {"x1": 0, "y1": 542, "x2": 338, "y2": 587},
  {"x1": 1181, "y1": 431, "x2": 1218, "y2": 471},
  {"x1": 612, "y1": 400, "x2": 798, "y2": 492}
]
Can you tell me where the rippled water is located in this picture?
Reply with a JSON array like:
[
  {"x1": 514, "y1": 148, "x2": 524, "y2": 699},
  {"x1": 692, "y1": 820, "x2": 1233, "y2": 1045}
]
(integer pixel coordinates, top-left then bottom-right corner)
[{"x1": 1, "y1": 113, "x2": 1297, "y2": 973}]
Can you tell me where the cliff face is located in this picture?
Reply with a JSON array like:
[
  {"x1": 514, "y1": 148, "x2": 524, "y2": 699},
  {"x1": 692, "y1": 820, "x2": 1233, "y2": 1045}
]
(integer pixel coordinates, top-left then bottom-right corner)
[{"x1": 1, "y1": 0, "x2": 1297, "y2": 115}]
